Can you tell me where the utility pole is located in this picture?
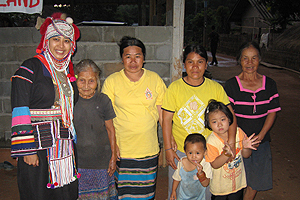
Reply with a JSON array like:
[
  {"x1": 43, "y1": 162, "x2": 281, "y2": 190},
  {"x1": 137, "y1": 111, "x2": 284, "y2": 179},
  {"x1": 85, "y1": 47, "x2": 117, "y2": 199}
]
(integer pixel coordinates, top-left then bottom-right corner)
[
  {"x1": 171, "y1": 0, "x2": 185, "y2": 82},
  {"x1": 203, "y1": 0, "x2": 207, "y2": 47}
]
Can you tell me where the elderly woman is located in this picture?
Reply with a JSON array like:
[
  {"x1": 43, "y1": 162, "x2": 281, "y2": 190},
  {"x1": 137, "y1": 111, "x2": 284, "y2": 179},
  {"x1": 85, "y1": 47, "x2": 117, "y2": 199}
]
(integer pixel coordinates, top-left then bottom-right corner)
[
  {"x1": 224, "y1": 41, "x2": 281, "y2": 200},
  {"x1": 162, "y1": 44, "x2": 237, "y2": 199},
  {"x1": 10, "y1": 13, "x2": 80, "y2": 199},
  {"x1": 102, "y1": 36, "x2": 166, "y2": 199},
  {"x1": 74, "y1": 59, "x2": 118, "y2": 199}
]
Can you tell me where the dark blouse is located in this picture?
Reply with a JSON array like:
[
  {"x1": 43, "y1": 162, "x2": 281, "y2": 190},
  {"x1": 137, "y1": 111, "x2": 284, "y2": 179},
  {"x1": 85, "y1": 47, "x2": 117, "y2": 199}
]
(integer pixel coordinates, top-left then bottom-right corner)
[
  {"x1": 74, "y1": 92, "x2": 116, "y2": 169},
  {"x1": 224, "y1": 75, "x2": 281, "y2": 143},
  {"x1": 11, "y1": 57, "x2": 78, "y2": 157},
  {"x1": 11, "y1": 58, "x2": 55, "y2": 109}
]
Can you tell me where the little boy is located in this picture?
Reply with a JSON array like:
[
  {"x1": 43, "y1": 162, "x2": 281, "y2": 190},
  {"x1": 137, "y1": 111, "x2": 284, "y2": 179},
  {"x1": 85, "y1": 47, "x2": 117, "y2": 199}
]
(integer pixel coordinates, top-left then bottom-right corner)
[{"x1": 170, "y1": 133, "x2": 212, "y2": 200}]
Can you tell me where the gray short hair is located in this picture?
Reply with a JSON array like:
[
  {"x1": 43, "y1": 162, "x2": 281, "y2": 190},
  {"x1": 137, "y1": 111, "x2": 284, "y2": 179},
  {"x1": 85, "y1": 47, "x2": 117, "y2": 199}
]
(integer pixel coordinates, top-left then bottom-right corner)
[{"x1": 75, "y1": 59, "x2": 102, "y2": 93}]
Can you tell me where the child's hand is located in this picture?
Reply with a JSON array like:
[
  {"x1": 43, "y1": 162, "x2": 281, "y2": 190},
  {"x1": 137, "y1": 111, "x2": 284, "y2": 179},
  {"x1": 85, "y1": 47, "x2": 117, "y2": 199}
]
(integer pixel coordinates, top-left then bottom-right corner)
[
  {"x1": 243, "y1": 133, "x2": 261, "y2": 150},
  {"x1": 194, "y1": 162, "x2": 203, "y2": 174},
  {"x1": 222, "y1": 143, "x2": 233, "y2": 158},
  {"x1": 170, "y1": 191, "x2": 177, "y2": 200}
]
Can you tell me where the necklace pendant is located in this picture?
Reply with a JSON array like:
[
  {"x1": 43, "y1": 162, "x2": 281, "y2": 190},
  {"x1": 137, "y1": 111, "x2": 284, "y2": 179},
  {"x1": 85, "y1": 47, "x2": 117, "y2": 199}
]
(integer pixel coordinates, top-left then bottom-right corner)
[{"x1": 56, "y1": 72, "x2": 72, "y2": 97}]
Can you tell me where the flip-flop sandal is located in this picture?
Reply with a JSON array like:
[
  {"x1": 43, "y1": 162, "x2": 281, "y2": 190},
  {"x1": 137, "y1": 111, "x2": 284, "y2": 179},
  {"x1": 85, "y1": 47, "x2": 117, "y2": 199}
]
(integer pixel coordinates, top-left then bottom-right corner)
[{"x1": 3, "y1": 161, "x2": 14, "y2": 170}]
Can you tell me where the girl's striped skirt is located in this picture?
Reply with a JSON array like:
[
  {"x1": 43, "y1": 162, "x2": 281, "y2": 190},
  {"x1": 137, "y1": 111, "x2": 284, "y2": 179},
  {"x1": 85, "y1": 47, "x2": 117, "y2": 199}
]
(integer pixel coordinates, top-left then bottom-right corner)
[{"x1": 115, "y1": 154, "x2": 158, "y2": 200}]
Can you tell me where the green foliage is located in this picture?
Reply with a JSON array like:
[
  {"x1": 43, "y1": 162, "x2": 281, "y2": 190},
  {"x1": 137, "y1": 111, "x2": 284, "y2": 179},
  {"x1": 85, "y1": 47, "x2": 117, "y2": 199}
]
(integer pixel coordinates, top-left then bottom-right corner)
[
  {"x1": 74, "y1": 5, "x2": 117, "y2": 22},
  {"x1": 184, "y1": 0, "x2": 236, "y2": 45},
  {"x1": 115, "y1": 5, "x2": 139, "y2": 25},
  {"x1": 215, "y1": 6, "x2": 230, "y2": 33},
  {"x1": 260, "y1": 0, "x2": 300, "y2": 30},
  {"x1": 0, "y1": 0, "x2": 236, "y2": 34},
  {"x1": 0, "y1": 13, "x2": 38, "y2": 27},
  {"x1": 187, "y1": 12, "x2": 204, "y2": 44}
]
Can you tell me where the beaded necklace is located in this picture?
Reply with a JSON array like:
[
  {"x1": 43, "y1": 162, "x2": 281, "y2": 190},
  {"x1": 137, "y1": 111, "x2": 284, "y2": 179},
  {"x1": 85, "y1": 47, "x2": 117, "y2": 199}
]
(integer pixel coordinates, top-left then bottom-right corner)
[
  {"x1": 48, "y1": 46, "x2": 71, "y2": 72},
  {"x1": 35, "y1": 52, "x2": 76, "y2": 141}
]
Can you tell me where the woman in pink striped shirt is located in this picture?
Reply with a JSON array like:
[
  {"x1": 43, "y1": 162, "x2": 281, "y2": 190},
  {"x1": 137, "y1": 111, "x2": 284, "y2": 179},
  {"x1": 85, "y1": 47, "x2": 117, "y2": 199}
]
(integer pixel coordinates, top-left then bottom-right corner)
[{"x1": 224, "y1": 41, "x2": 281, "y2": 200}]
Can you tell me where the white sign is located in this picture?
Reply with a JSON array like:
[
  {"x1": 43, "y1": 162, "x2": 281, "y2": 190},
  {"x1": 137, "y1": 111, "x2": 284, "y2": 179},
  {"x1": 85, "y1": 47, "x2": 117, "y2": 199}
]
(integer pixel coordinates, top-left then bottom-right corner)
[{"x1": 0, "y1": 0, "x2": 43, "y2": 14}]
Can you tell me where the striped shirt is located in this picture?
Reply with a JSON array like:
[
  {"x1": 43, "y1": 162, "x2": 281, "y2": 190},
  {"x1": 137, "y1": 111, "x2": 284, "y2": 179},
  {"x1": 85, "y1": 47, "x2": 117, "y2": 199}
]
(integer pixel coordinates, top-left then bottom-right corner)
[{"x1": 224, "y1": 75, "x2": 281, "y2": 143}]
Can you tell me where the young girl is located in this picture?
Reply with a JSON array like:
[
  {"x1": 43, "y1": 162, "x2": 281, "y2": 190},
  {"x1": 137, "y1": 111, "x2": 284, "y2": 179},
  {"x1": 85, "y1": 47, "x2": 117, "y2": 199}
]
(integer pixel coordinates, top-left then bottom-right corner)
[
  {"x1": 74, "y1": 59, "x2": 118, "y2": 199},
  {"x1": 204, "y1": 100, "x2": 259, "y2": 200},
  {"x1": 170, "y1": 133, "x2": 212, "y2": 200}
]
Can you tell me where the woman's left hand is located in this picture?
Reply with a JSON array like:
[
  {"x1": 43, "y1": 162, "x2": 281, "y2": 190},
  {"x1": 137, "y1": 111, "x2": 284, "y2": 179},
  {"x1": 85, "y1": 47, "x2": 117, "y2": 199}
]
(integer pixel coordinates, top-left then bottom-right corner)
[
  {"x1": 252, "y1": 132, "x2": 265, "y2": 148},
  {"x1": 243, "y1": 133, "x2": 261, "y2": 150},
  {"x1": 107, "y1": 156, "x2": 117, "y2": 176}
]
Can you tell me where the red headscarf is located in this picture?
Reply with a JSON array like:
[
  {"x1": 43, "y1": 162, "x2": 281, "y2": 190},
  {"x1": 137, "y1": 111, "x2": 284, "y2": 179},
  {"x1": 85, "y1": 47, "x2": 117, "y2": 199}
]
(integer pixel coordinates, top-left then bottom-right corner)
[{"x1": 36, "y1": 12, "x2": 80, "y2": 80}]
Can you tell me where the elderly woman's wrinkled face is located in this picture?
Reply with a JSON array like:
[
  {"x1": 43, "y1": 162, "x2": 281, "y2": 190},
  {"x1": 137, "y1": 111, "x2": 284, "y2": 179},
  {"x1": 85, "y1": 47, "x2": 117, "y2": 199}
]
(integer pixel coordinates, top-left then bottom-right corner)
[
  {"x1": 240, "y1": 46, "x2": 260, "y2": 74},
  {"x1": 77, "y1": 67, "x2": 98, "y2": 99},
  {"x1": 122, "y1": 46, "x2": 144, "y2": 74},
  {"x1": 49, "y1": 36, "x2": 72, "y2": 60}
]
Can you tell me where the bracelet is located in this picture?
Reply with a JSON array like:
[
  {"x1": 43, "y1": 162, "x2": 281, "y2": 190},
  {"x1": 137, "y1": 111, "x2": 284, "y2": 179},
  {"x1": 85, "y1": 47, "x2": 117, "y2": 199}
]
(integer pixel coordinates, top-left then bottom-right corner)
[
  {"x1": 165, "y1": 148, "x2": 172, "y2": 151},
  {"x1": 197, "y1": 171, "x2": 207, "y2": 182}
]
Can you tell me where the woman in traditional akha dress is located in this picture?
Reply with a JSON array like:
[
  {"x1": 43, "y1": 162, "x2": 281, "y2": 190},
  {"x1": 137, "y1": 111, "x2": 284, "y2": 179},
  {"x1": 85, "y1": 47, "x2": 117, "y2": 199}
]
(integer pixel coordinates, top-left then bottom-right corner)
[{"x1": 11, "y1": 13, "x2": 80, "y2": 200}]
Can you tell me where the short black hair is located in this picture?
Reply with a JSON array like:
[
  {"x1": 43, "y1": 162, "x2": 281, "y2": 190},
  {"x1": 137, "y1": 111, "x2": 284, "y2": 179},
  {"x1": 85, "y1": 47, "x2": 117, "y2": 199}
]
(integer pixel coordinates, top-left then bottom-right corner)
[
  {"x1": 236, "y1": 41, "x2": 261, "y2": 65},
  {"x1": 184, "y1": 133, "x2": 206, "y2": 151},
  {"x1": 183, "y1": 44, "x2": 208, "y2": 63},
  {"x1": 118, "y1": 36, "x2": 146, "y2": 59},
  {"x1": 204, "y1": 99, "x2": 233, "y2": 130}
]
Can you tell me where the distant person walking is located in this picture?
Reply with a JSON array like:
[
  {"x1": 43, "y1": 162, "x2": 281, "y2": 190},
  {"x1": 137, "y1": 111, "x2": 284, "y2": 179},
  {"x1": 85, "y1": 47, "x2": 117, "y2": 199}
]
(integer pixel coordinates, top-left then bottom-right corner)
[{"x1": 209, "y1": 26, "x2": 219, "y2": 66}]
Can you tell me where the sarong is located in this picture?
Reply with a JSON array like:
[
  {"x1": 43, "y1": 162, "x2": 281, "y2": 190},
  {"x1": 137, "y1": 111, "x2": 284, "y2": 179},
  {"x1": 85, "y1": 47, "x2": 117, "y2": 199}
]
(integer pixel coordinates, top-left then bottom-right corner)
[
  {"x1": 244, "y1": 141, "x2": 272, "y2": 191},
  {"x1": 78, "y1": 168, "x2": 117, "y2": 200},
  {"x1": 115, "y1": 154, "x2": 158, "y2": 200}
]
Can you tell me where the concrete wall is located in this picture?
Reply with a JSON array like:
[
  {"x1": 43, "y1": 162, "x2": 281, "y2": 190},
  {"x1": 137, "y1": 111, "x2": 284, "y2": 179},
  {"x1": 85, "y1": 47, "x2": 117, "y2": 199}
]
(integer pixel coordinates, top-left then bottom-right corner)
[{"x1": 0, "y1": 26, "x2": 173, "y2": 147}]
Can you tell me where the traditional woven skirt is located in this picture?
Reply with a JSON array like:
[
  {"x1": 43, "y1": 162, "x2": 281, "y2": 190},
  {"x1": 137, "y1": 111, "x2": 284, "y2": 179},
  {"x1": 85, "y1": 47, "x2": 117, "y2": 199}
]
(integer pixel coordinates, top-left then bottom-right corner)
[
  {"x1": 115, "y1": 154, "x2": 158, "y2": 200},
  {"x1": 78, "y1": 168, "x2": 117, "y2": 200}
]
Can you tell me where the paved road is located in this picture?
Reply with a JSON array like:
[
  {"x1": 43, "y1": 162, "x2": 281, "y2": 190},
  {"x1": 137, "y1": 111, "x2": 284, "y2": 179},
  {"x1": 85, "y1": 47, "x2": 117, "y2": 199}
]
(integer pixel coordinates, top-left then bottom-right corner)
[{"x1": 207, "y1": 53, "x2": 300, "y2": 200}]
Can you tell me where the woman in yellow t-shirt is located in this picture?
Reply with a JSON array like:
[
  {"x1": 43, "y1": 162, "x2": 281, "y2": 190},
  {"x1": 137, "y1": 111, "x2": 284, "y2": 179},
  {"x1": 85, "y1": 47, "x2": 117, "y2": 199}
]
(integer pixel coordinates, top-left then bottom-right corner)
[
  {"x1": 102, "y1": 36, "x2": 166, "y2": 199},
  {"x1": 162, "y1": 44, "x2": 237, "y2": 199}
]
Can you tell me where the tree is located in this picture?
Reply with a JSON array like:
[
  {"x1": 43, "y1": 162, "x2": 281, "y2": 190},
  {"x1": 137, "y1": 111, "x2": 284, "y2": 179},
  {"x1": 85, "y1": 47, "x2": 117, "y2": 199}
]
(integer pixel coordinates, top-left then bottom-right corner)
[
  {"x1": 115, "y1": 5, "x2": 139, "y2": 25},
  {"x1": 260, "y1": 0, "x2": 300, "y2": 30},
  {"x1": 184, "y1": 0, "x2": 236, "y2": 45},
  {"x1": 73, "y1": 4, "x2": 117, "y2": 22},
  {"x1": 215, "y1": 6, "x2": 230, "y2": 33}
]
